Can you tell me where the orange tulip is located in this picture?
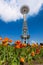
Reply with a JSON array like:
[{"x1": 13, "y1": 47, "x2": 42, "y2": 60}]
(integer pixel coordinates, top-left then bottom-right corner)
[
  {"x1": 3, "y1": 43, "x2": 8, "y2": 46},
  {"x1": 2, "y1": 41, "x2": 8, "y2": 46},
  {"x1": 31, "y1": 51, "x2": 35, "y2": 56},
  {"x1": 15, "y1": 45, "x2": 20, "y2": 49},
  {"x1": 22, "y1": 43, "x2": 27, "y2": 47},
  {"x1": 40, "y1": 45, "x2": 43, "y2": 48},
  {"x1": 9, "y1": 39, "x2": 12, "y2": 43},
  {"x1": 4, "y1": 37, "x2": 9, "y2": 42},
  {"x1": 31, "y1": 43, "x2": 37, "y2": 47},
  {"x1": 2, "y1": 40, "x2": 6, "y2": 43},
  {"x1": 2, "y1": 39, "x2": 9, "y2": 46},
  {"x1": 20, "y1": 58, "x2": 25, "y2": 63},
  {"x1": 0, "y1": 37, "x2": 2, "y2": 40},
  {"x1": 41, "y1": 46, "x2": 43, "y2": 48}
]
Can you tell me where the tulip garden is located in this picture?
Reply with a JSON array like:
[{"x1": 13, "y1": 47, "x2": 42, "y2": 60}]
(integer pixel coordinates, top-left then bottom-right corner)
[{"x1": 0, "y1": 37, "x2": 43, "y2": 65}]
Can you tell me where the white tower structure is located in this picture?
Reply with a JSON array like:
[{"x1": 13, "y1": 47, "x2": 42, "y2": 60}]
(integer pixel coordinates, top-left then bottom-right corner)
[{"x1": 20, "y1": 5, "x2": 30, "y2": 43}]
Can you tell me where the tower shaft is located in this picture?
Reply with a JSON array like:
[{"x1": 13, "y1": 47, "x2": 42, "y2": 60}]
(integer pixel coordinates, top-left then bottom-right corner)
[{"x1": 23, "y1": 14, "x2": 27, "y2": 36}]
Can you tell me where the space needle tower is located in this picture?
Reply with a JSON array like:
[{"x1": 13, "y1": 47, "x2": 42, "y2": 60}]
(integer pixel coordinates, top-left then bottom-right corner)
[{"x1": 20, "y1": 5, "x2": 30, "y2": 43}]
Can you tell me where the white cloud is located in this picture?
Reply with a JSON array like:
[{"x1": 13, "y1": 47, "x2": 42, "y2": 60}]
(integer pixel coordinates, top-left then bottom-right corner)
[
  {"x1": 31, "y1": 40, "x2": 36, "y2": 44},
  {"x1": 0, "y1": 0, "x2": 43, "y2": 22}
]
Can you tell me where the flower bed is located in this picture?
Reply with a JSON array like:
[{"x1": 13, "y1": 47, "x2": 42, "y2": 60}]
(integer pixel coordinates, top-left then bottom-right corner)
[{"x1": 0, "y1": 39, "x2": 43, "y2": 65}]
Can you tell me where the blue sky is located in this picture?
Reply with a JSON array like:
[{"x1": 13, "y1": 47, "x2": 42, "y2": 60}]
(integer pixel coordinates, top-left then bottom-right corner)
[
  {"x1": 0, "y1": 0, "x2": 43, "y2": 44},
  {"x1": 0, "y1": 6, "x2": 43, "y2": 44}
]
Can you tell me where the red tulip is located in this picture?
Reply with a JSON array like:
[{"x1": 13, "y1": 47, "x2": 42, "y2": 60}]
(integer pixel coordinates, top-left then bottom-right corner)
[
  {"x1": 15, "y1": 40, "x2": 21, "y2": 45},
  {"x1": 20, "y1": 44, "x2": 23, "y2": 48},
  {"x1": 35, "y1": 48, "x2": 40, "y2": 54}
]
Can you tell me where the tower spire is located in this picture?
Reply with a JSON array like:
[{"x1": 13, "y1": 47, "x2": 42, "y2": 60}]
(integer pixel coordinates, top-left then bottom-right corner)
[{"x1": 20, "y1": 5, "x2": 30, "y2": 43}]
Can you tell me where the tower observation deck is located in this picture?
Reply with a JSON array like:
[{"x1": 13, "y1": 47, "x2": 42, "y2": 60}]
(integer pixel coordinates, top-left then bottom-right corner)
[{"x1": 20, "y1": 5, "x2": 30, "y2": 43}]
